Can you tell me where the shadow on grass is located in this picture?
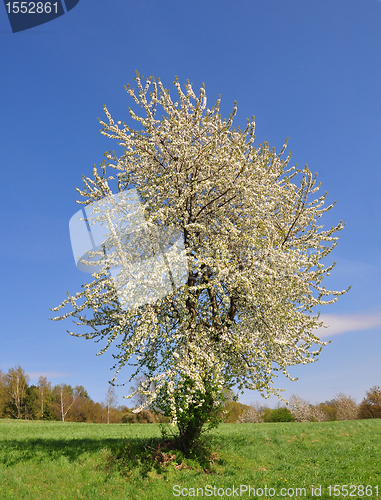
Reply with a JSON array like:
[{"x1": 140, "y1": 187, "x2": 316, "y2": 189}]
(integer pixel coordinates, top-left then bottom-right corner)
[
  {"x1": 0, "y1": 435, "x2": 221, "y2": 477},
  {"x1": 109, "y1": 436, "x2": 221, "y2": 478},
  {"x1": 0, "y1": 437, "x2": 121, "y2": 466}
]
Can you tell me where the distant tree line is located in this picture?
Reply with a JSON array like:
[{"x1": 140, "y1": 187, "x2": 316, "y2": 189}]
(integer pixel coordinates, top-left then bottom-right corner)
[
  {"x1": 0, "y1": 365, "x2": 167, "y2": 423},
  {"x1": 231, "y1": 388, "x2": 381, "y2": 423},
  {"x1": 1, "y1": 365, "x2": 381, "y2": 424}
]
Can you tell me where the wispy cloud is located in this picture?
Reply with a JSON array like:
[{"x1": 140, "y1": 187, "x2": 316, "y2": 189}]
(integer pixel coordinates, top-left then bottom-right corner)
[{"x1": 317, "y1": 312, "x2": 381, "y2": 338}]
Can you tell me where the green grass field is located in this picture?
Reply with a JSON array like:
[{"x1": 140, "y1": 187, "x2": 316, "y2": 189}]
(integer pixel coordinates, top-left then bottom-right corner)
[{"x1": 0, "y1": 419, "x2": 380, "y2": 499}]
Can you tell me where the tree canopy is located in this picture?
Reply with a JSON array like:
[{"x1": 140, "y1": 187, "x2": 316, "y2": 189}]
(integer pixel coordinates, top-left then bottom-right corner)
[{"x1": 51, "y1": 73, "x2": 348, "y2": 451}]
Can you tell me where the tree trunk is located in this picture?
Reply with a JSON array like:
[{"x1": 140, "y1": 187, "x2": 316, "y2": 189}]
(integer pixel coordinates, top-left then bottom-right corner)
[
  {"x1": 177, "y1": 419, "x2": 204, "y2": 455},
  {"x1": 175, "y1": 390, "x2": 217, "y2": 456}
]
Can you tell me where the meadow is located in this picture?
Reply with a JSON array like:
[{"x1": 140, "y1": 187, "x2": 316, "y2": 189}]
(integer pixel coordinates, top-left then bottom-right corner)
[{"x1": 0, "y1": 419, "x2": 380, "y2": 499}]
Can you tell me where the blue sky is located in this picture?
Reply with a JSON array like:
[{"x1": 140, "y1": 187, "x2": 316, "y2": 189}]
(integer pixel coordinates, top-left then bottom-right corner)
[{"x1": 1, "y1": 0, "x2": 380, "y2": 409}]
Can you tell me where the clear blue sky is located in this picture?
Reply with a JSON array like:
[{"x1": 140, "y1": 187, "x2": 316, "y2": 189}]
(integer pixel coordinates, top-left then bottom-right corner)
[{"x1": 1, "y1": 0, "x2": 380, "y2": 408}]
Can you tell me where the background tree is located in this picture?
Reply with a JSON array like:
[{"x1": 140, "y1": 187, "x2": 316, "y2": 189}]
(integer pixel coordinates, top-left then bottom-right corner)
[
  {"x1": 288, "y1": 394, "x2": 327, "y2": 422},
  {"x1": 319, "y1": 399, "x2": 337, "y2": 421},
  {"x1": 90, "y1": 402, "x2": 104, "y2": 423},
  {"x1": 238, "y1": 404, "x2": 264, "y2": 423},
  {"x1": 4, "y1": 366, "x2": 29, "y2": 419},
  {"x1": 333, "y1": 393, "x2": 358, "y2": 421},
  {"x1": 69, "y1": 385, "x2": 93, "y2": 422},
  {"x1": 52, "y1": 74, "x2": 348, "y2": 454},
  {"x1": 37, "y1": 376, "x2": 53, "y2": 420},
  {"x1": 358, "y1": 386, "x2": 381, "y2": 419},
  {"x1": 24, "y1": 385, "x2": 40, "y2": 419},
  {"x1": 263, "y1": 407, "x2": 295, "y2": 423},
  {"x1": 223, "y1": 401, "x2": 244, "y2": 423},
  {"x1": 53, "y1": 384, "x2": 76, "y2": 422},
  {"x1": 105, "y1": 386, "x2": 118, "y2": 424},
  {"x1": 309, "y1": 405, "x2": 328, "y2": 422}
]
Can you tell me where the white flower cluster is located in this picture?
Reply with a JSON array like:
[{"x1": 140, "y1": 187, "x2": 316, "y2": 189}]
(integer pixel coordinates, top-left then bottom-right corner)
[
  {"x1": 51, "y1": 73, "x2": 349, "y2": 424},
  {"x1": 69, "y1": 189, "x2": 188, "y2": 310},
  {"x1": 334, "y1": 393, "x2": 358, "y2": 421},
  {"x1": 238, "y1": 405, "x2": 264, "y2": 423},
  {"x1": 288, "y1": 394, "x2": 327, "y2": 422}
]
